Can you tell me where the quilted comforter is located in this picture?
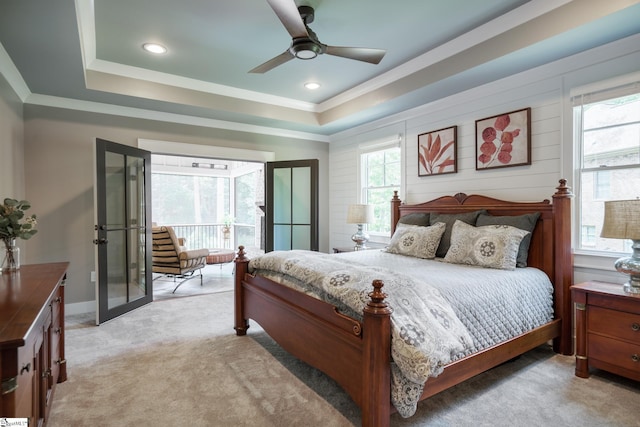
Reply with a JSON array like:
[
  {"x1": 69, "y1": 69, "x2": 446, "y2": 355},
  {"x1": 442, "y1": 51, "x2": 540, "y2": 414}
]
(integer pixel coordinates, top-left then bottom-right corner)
[{"x1": 249, "y1": 249, "x2": 553, "y2": 417}]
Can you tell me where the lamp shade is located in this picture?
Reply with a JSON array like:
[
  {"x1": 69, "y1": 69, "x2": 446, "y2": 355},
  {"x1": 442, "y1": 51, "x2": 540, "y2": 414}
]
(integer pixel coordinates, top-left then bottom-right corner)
[
  {"x1": 346, "y1": 204, "x2": 374, "y2": 224},
  {"x1": 601, "y1": 199, "x2": 640, "y2": 239}
]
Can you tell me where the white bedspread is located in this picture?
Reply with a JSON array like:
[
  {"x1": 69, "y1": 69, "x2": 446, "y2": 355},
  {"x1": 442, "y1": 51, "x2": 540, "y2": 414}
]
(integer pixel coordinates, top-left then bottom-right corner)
[
  {"x1": 248, "y1": 249, "x2": 553, "y2": 417},
  {"x1": 335, "y1": 250, "x2": 554, "y2": 358}
]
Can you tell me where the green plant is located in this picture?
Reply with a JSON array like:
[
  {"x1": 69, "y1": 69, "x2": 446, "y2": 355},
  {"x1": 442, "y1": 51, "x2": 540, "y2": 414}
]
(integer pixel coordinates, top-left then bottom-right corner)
[
  {"x1": 222, "y1": 214, "x2": 235, "y2": 228},
  {"x1": 0, "y1": 198, "x2": 38, "y2": 241}
]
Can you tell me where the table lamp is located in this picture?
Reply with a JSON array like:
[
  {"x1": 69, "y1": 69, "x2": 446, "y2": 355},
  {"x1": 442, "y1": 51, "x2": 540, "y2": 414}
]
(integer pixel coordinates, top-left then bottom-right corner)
[
  {"x1": 600, "y1": 199, "x2": 640, "y2": 294},
  {"x1": 346, "y1": 204, "x2": 374, "y2": 250}
]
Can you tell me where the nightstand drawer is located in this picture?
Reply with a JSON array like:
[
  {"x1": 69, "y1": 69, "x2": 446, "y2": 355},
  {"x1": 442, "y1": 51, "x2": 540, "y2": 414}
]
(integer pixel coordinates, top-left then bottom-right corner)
[
  {"x1": 589, "y1": 334, "x2": 640, "y2": 374},
  {"x1": 588, "y1": 306, "x2": 640, "y2": 342}
]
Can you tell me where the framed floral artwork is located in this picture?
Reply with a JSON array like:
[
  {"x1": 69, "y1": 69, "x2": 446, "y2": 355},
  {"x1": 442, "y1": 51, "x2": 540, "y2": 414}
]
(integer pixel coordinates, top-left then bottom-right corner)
[
  {"x1": 418, "y1": 126, "x2": 457, "y2": 176},
  {"x1": 475, "y1": 107, "x2": 531, "y2": 170}
]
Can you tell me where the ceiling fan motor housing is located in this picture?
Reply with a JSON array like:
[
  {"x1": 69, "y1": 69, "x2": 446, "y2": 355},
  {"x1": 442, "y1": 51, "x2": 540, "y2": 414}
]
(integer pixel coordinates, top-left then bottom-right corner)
[{"x1": 291, "y1": 38, "x2": 323, "y2": 59}]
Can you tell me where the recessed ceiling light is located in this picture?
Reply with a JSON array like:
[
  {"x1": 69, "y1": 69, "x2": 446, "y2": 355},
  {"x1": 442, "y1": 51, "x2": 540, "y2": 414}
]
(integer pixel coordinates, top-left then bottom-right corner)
[
  {"x1": 304, "y1": 82, "x2": 320, "y2": 90},
  {"x1": 142, "y1": 43, "x2": 167, "y2": 54}
]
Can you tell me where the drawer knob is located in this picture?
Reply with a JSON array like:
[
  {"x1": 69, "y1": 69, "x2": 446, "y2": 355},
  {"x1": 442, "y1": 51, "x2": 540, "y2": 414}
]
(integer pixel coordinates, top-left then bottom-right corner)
[
  {"x1": 632, "y1": 323, "x2": 640, "y2": 332},
  {"x1": 20, "y1": 363, "x2": 31, "y2": 374},
  {"x1": 632, "y1": 354, "x2": 639, "y2": 363}
]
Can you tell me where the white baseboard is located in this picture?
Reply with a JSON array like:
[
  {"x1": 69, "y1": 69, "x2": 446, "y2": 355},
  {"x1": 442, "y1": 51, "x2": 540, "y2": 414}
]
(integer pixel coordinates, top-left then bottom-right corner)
[{"x1": 65, "y1": 300, "x2": 96, "y2": 316}]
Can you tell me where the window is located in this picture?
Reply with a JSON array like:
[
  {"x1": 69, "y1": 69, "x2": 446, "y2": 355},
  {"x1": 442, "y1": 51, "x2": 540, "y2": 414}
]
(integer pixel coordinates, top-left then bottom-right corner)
[
  {"x1": 152, "y1": 173, "x2": 229, "y2": 224},
  {"x1": 593, "y1": 171, "x2": 610, "y2": 200},
  {"x1": 581, "y1": 225, "x2": 596, "y2": 247},
  {"x1": 574, "y1": 83, "x2": 640, "y2": 254},
  {"x1": 360, "y1": 143, "x2": 401, "y2": 236},
  {"x1": 234, "y1": 170, "x2": 261, "y2": 248}
]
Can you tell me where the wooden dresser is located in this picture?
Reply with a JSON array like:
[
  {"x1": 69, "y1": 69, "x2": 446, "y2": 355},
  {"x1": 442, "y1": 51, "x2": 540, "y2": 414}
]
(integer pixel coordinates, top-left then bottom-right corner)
[
  {"x1": 0, "y1": 262, "x2": 69, "y2": 426},
  {"x1": 572, "y1": 281, "x2": 640, "y2": 381}
]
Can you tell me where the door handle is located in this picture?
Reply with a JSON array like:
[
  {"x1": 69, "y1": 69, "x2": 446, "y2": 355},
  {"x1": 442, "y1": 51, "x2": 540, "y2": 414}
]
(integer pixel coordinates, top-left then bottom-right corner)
[{"x1": 93, "y1": 238, "x2": 108, "y2": 245}]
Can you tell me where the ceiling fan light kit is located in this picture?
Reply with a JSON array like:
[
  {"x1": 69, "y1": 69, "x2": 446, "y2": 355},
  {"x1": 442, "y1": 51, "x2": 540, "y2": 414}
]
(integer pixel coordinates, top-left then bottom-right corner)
[
  {"x1": 291, "y1": 39, "x2": 321, "y2": 59},
  {"x1": 249, "y1": 0, "x2": 386, "y2": 73}
]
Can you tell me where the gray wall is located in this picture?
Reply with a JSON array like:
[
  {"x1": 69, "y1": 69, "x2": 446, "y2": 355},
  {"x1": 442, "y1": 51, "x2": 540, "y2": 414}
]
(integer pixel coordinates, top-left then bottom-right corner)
[
  {"x1": 0, "y1": 72, "x2": 24, "y2": 202},
  {"x1": 20, "y1": 105, "x2": 329, "y2": 309}
]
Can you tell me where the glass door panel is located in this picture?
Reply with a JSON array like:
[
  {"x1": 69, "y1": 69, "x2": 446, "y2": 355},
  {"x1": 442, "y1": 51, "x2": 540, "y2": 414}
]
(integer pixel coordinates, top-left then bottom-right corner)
[
  {"x1": 273, "y1": 168, "x2": 292, "y2": 224},
  {"x1": 292, "y1": 167, "x2": 311, "y2": 224},
  {"x1": 292, "y1": 225, "x2": 311, "y2": 249}
]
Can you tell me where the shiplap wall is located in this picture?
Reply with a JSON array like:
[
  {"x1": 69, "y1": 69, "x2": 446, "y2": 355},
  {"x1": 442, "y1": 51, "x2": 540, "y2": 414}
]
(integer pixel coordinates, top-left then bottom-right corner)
[{"x1": 329, "y1": 33, "x2": 640, "y2": 285}]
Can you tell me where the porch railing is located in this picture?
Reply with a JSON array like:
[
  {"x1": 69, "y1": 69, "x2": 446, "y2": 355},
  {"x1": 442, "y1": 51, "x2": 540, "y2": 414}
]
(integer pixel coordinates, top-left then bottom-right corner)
[{"x1": 159, "y1": 223, "x2": 255, "y2": 250}]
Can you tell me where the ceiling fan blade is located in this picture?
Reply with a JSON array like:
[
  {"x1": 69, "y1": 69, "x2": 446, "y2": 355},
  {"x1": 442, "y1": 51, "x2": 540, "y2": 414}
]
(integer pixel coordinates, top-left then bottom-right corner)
[
  {"x1": 249, "y1": 50, "x2": 295, "y2": 74},
  {"x1": 266, "y1": 0, "x2": 309, "y2": 39},
  {"x1": 325, "y1": 46, "x2": 386, "y2": 64}
]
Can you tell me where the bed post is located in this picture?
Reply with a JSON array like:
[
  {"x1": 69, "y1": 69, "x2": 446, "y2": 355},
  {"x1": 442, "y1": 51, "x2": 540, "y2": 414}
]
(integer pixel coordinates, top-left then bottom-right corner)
[
  {"x1": 234, "y1": 245, "x2": 250, "y2": 336},
  {"x1": 391, "y1": 191, "x2": 401, "y2": 235},
  {"x1": 362, "y1": 280, "x2": 393, "y2": 427},
  {"x1": 552, "y1": 179, "x2": 574, "y2": 355}
]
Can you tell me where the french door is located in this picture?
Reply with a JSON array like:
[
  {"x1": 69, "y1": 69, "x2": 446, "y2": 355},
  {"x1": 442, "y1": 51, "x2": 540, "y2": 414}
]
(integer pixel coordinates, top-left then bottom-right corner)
[
  {"x1": 265, "y1": 159, "x2": 318, "y2": 252},
  {"x1": 94, "y1": 138, "x2": 153, "y2": 324}
]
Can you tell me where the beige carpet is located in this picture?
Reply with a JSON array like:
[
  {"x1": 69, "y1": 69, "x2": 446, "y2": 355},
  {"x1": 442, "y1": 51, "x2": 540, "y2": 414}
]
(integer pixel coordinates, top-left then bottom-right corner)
[
  {"x1": 50, "y1": 288, "x2": 640, "y2": 427},
  {"x1": 152, "y1": 262, "x2": 235, "y2": 299},
  {"x1": 50, "y1": 336, "x2": 350, "y2": 426},
  {"x1": 50, "y1": 291, "x2": 351, "y2": 427}
]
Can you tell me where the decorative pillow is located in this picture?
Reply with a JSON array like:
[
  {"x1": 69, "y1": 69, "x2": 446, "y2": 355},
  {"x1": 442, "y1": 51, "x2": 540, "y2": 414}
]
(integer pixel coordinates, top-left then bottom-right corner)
[
  {"x1": 476, "y1": 212, "x2": 541, "y2": 267},
  {"x1": 397, "y1": 213, "x2": 431, "y2": 227},
  {"x1": 443, "y1": 220, "x2": 530, "y2": 270},
  {"x1": 430, "y1": 210, "x2": 487, "y2": 258},
  {"x1": 385, "y1": 222, "x2": 446, "y2": 259}
]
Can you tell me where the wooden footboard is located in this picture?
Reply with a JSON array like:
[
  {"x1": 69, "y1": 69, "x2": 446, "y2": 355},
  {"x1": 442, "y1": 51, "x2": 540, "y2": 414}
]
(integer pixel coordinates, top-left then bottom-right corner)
[{"x1": 234, "y1": 246, "x2": 393, "y2": 425}]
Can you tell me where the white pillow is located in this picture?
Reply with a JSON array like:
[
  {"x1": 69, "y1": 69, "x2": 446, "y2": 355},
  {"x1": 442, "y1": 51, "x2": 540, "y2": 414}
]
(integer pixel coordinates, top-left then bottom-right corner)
[
  {"x1": 443, "y1": 220, "x2": 529, "y2": 270},
  {"x1": 385, "y1": 222, "x2": 446, "y2": 259}
]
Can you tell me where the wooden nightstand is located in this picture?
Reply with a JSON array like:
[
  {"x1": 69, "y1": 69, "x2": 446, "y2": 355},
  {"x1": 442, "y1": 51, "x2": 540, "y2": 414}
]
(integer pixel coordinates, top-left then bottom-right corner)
[{"x1": 571, "y1": 281, "x2": 640, "y2": 381}]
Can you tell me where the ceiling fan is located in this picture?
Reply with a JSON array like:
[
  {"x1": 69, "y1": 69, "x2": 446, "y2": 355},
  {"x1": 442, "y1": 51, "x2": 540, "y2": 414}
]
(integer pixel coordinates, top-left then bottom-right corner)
[{"x1": 249, "y1": 0, "x2": 386, "y2": 73}]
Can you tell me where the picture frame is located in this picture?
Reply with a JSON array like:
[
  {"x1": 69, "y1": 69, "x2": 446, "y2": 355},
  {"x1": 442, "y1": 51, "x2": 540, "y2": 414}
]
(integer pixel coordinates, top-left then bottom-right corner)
[
  {"x1": 418, "y1": 125, "x2": 457, "y2": 176},
  {"x1": 475, "y1": 107, "x2": 531, "y2": 170}
]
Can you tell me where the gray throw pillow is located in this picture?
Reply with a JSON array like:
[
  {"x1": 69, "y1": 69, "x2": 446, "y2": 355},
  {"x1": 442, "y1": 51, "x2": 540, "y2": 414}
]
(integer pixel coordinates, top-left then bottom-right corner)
[
  {"x1": 397, "y1": 213, "x2": 431, "y2": 227},
  {"x1": 476, "y1": 212, "x2": 540, "y2": 267},
  {"x1": 430, "y1": 210, "x2": 487, "y2": 258}
]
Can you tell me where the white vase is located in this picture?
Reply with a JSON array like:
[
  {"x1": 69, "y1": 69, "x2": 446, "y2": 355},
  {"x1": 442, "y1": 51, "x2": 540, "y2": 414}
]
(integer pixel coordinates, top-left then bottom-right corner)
[{"x1": 1, "y1": 238, "x2": 20, "y2": 273}]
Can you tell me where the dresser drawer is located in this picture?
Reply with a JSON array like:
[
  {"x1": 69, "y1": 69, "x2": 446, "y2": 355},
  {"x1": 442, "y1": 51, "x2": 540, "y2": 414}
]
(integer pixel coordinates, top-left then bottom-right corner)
[
  {"x1": 588, "y1": 306, "x2": 640, "y2": 342},
  {"x1": 589, "y1": 334, "x2": 640, "y2": 374},
  {"x1": 15, "y1": 341, "x2": 35, "y2": 417}
]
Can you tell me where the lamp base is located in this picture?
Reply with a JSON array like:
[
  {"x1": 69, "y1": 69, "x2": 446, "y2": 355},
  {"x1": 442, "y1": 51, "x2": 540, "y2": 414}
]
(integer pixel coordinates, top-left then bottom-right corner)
[
  {"x1": 614, "y1": 245, "x2": 640, "y2": 294},
  {"x1": 351, "y1": 224, "x2": 370, "y2": 251}
]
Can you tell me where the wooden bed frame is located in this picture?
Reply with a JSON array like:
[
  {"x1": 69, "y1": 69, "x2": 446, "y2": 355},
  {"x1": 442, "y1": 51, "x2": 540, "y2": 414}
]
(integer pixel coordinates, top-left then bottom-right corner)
[{"x1": 234, "y1": 179, "x2": 573, "y2": 427}]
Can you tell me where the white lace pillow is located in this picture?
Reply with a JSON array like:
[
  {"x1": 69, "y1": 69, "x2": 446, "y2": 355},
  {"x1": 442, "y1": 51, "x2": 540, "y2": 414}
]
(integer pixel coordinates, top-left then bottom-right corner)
[
  {"x1": 443, "y1": 220, "x2": 530, "y2": 270},
  {"x1": 385, "y1": 222, "x2": 446, "y2": 259}
]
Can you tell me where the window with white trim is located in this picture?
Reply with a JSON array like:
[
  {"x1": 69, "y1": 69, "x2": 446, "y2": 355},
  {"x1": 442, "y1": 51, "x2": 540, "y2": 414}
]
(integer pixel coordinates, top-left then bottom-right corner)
[
  {"x1": 574, "y1": 81, "x2": 640, "y2": 254},
  {"x1": 360, "y1": 142, "x2": 401, "y2": 236}
]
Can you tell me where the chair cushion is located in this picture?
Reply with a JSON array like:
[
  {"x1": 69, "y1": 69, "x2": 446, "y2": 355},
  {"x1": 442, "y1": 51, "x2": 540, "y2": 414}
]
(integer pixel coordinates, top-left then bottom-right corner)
[{"x1": 152, "y1": 226, "x2": 207, "y2": 275}]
